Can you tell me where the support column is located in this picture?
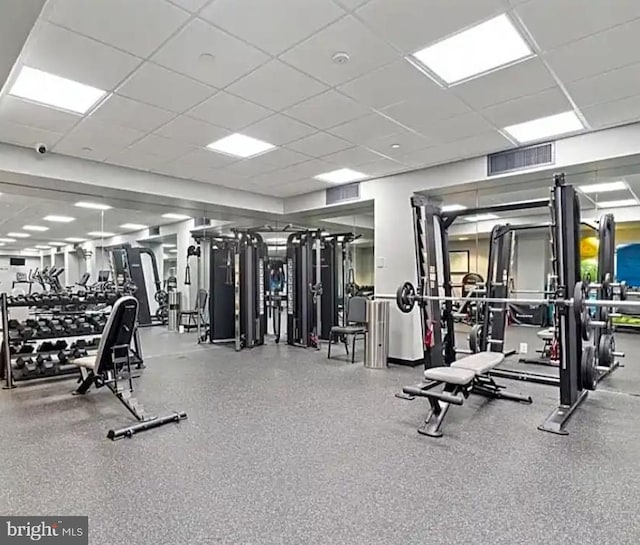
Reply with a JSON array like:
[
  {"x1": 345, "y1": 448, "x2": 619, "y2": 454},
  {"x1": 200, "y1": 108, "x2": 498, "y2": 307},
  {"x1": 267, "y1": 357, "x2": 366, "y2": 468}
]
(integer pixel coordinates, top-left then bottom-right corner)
[{"x1": 374, "y1": 187, "x2": 423, "y2": 363}]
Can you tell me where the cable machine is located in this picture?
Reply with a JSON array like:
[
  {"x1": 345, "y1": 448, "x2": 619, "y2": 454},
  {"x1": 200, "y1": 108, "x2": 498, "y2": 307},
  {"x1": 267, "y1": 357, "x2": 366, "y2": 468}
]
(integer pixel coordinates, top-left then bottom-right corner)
[{"x1": 194, "y1": 230, "x2": 266, "y2": 351}]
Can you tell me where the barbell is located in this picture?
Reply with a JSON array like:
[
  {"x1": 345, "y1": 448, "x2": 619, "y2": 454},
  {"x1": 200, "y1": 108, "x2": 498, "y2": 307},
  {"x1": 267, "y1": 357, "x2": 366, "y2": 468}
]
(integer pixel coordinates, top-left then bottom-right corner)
[{"x1": 381, "y1": 281, "x2": 637, "y2": 320}]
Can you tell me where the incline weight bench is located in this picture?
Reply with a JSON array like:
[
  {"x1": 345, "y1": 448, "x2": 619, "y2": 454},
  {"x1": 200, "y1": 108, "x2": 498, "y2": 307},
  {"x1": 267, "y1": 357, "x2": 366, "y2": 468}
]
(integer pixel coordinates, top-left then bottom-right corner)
[
  {"x1": 399, "y1": 352, "x2": 532, "y2": 437},
  {"x1": 73, "y1": 296, "x2": 187, "y2": 440}
]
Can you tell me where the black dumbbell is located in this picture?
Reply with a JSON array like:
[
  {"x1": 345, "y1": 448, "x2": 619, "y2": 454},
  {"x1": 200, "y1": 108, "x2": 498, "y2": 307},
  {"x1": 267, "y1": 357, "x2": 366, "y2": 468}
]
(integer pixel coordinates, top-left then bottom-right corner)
[
  {"x1": 36, "y1": 353, "x2": 54, "y2": 370},
  {"x1": 57, "y1": 350, "x2": 69, "y2": 363},
  {"x1": 15, "y1": 356, "x2": 31, "y2": 369},
  {"x1": 49, "y1": 319, "x2": 66, "y2": 336},
  {"x1": 37, "y1": 320, "x2": 53, "y2": 338},
  {"x1": 39, "y1": 341, "x2": 54, "y2": 352},
  {"x1": 54, "y1": 340, "x2": 68, "y2": 350}
]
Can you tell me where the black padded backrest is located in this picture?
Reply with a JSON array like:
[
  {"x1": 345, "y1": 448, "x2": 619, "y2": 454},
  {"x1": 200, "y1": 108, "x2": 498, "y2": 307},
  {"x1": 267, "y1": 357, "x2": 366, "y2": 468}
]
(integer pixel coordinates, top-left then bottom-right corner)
[
  {"x1": 347, "y1": 296, "x2": 367, "y2": 324},
  {"x1": 78, "y1": 272, "x2": 90, "y2": 286},
  {"x1": 94, "y1": 296, "x2": 139, "y2": 375}
]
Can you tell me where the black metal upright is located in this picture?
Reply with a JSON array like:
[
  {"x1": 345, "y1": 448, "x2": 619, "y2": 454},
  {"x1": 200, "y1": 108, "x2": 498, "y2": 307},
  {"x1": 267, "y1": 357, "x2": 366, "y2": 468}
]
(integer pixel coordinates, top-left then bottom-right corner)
[{"x1": 539, "y1": 174, "x2": 587, "y2": 434}]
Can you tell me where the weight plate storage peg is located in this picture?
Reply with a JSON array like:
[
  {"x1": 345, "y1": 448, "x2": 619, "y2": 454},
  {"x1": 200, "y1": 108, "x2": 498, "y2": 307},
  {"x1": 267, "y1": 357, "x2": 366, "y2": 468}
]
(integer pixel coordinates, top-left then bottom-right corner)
[
  {"x1": 581, "y1": 344, "x2": 597, "y2": 391},
  {"x1": 396, "y1": 282, "x2": 416, "y2": 313},
  {"x1": 468, "y1": 324, "x2": 484, "y2": 353},
  {"x1": 598, "y1": 333, "x2": 615, "y2": 367}
]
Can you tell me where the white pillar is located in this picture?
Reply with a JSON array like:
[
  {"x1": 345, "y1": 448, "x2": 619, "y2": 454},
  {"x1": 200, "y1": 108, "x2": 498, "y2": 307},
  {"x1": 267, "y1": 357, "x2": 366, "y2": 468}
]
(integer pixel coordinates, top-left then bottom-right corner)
[{"x1": 374, "y1": 187, "x2": 423, "y2": 362}]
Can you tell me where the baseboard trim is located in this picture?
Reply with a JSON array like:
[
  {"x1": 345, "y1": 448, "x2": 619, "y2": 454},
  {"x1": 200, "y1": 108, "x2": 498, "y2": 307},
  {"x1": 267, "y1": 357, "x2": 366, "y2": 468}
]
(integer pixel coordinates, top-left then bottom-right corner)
[{"x1": 388, "y1": 356, "x2": 423, "y2": 367}]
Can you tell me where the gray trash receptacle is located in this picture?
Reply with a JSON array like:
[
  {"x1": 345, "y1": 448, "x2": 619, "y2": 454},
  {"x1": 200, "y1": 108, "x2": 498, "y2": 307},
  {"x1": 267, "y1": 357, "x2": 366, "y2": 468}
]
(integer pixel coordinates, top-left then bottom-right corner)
[
  {"x1": 364, "y1": 300, "x2": 390, "y2": 369},
  {"x1": 168, "y1": 291, "x2": 181, "y2": 331}
]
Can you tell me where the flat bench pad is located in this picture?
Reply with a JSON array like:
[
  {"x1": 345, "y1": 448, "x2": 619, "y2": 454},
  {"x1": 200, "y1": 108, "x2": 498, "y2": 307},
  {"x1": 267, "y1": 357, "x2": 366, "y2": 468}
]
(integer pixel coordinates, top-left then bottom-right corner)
[
  {"x1": 424, "y1": 367, "x2": 475, "y2": 385},
  {"x1": 452, "y1": 352, "x2": 505, "y2": 374},
  {"x1": 74, "y1": 356, "x2": 97, "y2": 370},
  {"x1": 537, "y1": 328, "x2": 555, "y2": 340}
]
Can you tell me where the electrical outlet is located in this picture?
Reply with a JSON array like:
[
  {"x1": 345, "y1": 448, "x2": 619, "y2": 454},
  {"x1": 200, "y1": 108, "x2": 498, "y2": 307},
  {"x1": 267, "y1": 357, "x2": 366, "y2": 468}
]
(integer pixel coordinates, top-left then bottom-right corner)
[{"x1": 519, "y1": 342, "x2": 528, "y2": 354}]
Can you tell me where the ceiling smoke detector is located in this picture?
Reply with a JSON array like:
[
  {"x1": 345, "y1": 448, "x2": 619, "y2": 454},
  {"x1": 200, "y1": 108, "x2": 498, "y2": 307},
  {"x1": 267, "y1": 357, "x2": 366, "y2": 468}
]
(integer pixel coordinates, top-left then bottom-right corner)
[{"x1": 332, "y1": 51, "x2": 350, "y2": 65}]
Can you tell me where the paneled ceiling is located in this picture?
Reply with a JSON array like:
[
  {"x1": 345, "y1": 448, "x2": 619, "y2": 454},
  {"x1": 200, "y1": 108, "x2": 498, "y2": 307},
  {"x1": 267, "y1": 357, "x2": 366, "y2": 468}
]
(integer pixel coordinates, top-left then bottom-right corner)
[{"x1": 1, "y1": 0, "x2": 640, "y2": 198}]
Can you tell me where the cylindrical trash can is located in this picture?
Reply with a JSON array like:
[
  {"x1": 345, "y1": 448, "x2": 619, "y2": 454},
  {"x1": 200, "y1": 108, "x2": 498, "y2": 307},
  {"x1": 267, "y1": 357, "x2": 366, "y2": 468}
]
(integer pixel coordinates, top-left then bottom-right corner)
[
  {"x1": 365, "y1": 300, "x2": 390, "y2": 369},
  {"x1": 168, "y1": 291, "x2": 181, "y2": 332}
]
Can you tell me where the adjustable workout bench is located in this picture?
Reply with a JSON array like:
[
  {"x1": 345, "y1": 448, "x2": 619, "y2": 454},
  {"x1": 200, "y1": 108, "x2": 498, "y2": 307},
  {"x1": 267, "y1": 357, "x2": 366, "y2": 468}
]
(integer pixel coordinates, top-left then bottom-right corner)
[
  {"x1": 399, "y1": 352, "x2": 532, "y2": 437},
  {"x1": 73, "y1": 296, "x2": 187, "y2": 440}
]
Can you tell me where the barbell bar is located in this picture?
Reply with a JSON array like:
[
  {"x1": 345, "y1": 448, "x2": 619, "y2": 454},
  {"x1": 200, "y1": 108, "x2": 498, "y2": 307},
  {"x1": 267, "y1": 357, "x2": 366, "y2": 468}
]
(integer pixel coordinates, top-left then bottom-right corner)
[{"x1": 378, "y1": 280, "x2": 638, "y2": 318}]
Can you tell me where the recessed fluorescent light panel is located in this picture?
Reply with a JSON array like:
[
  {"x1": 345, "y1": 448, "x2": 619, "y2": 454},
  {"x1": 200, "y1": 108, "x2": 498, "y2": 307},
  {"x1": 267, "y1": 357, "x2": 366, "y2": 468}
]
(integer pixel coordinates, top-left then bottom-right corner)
[
  {"x1": 207, "y1": 133, "x2": 275, "y2": 158},
  {"x1": 504, "y1": 111, "x2": 583, "y2": 143},
  {"x1": 314, "y1": 168, "x2": 367, "y2": 184},
  {"x1": 595, "y1": 199, "x2": 639, "y2": 208},
  {"x1": 35, "y1": 245, "x2": 51, "y2": 249},
  {"x1": 441, "y1": 204, "x2": 467, "y2": 212},
  {"x1": 8, "y1": 232, "x2": 30, "y2": 238},
  {"x1": 48, "y1": 242, "x2": 65, "y2": 246},
  {"x1": 9, "y1": 66, "x2": 106, "y2": 114},
  {"x1": 65, "y1": 237, "x2": 87, "y2": 242},
  {"x1": 120, "y1": 223, "x2": 148, "y2": 230},
  {"x1": 22, "y1": 225, "x2": 49, "y2": 232},
  {"x1": 464, "y1": 213, "x2": 499, "y2": 222},
  {"x1": 162, "y1": 244, "x2": 176, "y2": 248},
  {"x1": 75, "y1": 201, "x2": 112, "y2": 210},
  {"x1": 44, "y1": 215, "x2": 75, "y2": 223},
  {"x1": 578, "y1": 181, "x2": 628, "y2": 194},
  {"x1": 88, "y1": 231, "x2": 115, "y2": 237},
  {"x1": 0, "y1": 238, "x2": 16, "y2": 243},
  {"x1": 162, "y1": 213, "x2": 191, "y2": 220},
  {"x1": 412, "y1": 14, "x2": 532, "y2": 85}
]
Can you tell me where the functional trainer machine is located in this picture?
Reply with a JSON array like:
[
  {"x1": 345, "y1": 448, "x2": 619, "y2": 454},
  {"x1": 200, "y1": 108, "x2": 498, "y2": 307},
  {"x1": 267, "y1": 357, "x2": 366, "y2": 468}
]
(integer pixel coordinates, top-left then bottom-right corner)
[
  {"x1": 193, "y1": 230, "x2": 266, "y2": 351},
  {"x1": 390, "y1": 174, "x2": 631, "y2": 436}
]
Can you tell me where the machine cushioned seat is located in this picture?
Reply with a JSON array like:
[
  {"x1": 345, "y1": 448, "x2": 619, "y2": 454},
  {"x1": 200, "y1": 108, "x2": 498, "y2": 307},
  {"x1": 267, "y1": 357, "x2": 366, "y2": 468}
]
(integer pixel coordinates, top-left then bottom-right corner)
[
  {"x1": 537, "y1": 328, "x2": 555, "y2": 340},
  {"x1": 424, "y1": 367, "x2": 475, "y2": 385},
  {"x1": 330, "y1": 325, "x2": 366, "y2": 334},
  {"x1": 451, "y1": 352, "x2": 505, "y2": 374}
]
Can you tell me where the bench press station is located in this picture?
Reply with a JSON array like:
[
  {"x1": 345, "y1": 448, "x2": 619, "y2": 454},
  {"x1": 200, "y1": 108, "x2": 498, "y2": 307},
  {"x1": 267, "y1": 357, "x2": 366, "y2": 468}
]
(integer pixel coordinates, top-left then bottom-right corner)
[
  {"x1": 73, "y1": 296, "x2": 187, "y2": 440},
  {"x1": 400, "y1": 352, "x2": 532, "y2": 437}
]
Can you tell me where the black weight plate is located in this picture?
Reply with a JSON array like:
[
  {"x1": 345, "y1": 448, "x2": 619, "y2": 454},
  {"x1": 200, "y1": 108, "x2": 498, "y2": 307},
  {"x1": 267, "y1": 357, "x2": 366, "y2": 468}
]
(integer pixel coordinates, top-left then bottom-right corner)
[
  {"x1": 581, "y1": 344, "x2": 597, "y2": 391},
  {"x1": 598, "y1": 334, "x2": 615, "y2": 367},
  {"x1": 469, "y1": 324, "x2": 483, "y2": 353}
]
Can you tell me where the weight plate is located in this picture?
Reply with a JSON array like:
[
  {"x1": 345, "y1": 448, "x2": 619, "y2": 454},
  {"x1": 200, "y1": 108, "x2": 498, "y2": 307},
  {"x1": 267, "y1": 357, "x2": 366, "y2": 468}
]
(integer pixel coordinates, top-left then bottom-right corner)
[
  {"x1": 469, "y1": 324, "x2": 483, "y2": 354},
  {"x1": 155, "y1": 290, "x2": 168, "y2": 304},
  {"x1": 581, "y1": 344, "x2": 597, "y2": 391},
  {"x1": 620, "y1": 281, "x2": 628, "y2": 301},
  {"x1": 396, "y1": 282, "x2": 416, "y2": 314},
  {"x1": 580, "y1": 310, "x2": 592, "y2": 342},
  {"x1": 598, "y1": 333, "x2": 615, "y2": 367},
  {"x1": 573, "y1": 282, "x2": 586, "y2": 320}
]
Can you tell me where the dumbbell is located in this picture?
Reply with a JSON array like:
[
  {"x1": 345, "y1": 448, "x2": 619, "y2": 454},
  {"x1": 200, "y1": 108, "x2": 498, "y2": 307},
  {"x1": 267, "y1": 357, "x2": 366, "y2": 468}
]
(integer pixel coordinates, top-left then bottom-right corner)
[
  {"x1": 76, "y1": 317, "x2": 93, "y2": 334},
  {"x1": 36, "y1": 353, "x2": 54, "y2": 371},
  {"x1": 15, "y1": 356, "x2": 37, "y2": 372},
  {"x1": 57, "y1": 350, "x2": 70, "y2": 363},
  {"x1": 63, "y1": 318, "x2": 79, "y2": 335},
  {"x1": 37, "y1": 320, "x2": 53, "y2": 338},
  {"x1": 84, "y1": 292, "x2": 96, "y2": 303},
  {"x1": 49, "y1": 319, "x2": 66, "y2": 336},
  {"x1": 39, "y1": 341, "x2": 54, "y2": 352}
]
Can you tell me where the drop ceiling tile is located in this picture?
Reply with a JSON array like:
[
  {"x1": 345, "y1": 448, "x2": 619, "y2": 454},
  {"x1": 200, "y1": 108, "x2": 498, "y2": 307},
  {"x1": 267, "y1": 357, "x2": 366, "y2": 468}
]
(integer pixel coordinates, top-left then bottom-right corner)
[
  {"x1": 0, "y1": 120, "x2": 63, "y2": 149},
  {"x1": 117, "y1": 63, "x2": 215, "y2": 113},
  {"x1": 152, "y1": 18, "x2": 269, "y2": 89},
  {"x1": 243, "y1": 114, "x2": 316, "y2": 146},
  {"x1": 382, "y1": 95, "x2": 470, "y2": 134},
  {"x1": 226, "y1": 60, "x2": 327, "y2": 112},
  {"x1": 126, "y1": 134, "x2": 199, "y2": 162},
  {"x1": 46, "y1": 0, "x2": 190, "y2": 57},
  {"x1": 286, "y1": 132, "x2": 352, "y2": 157},
  {"x1": 280, "y1": 15, "x2": 398, "y2": 86},
  {"x1": 54, "y1": 118, "x2": 145, "y2": 160},
  {"x1": 0, "y1": 96, "x2": 80, "y2": 133},
  {"x1": 271, "y1": 178, "x2": 331, "y2": 197},
  {"x1": 338, "y1": 59, "x2": 444, "y2": 110},
  {"x1": 328, "y1": 113, "x2": 404, "y2": 145},
  {"x1": 582, "y1": 94, "x2": 640, "y2": 129},
  {"x1": 365, "y1": 130, "x2": 433, "y2": 159},
  {"x1": 89, "y1": 95, "x2": 175, "y2": 132},
  {"x1": 451, "y1": 59, "x2": 556, "y2": 110},
  {"x1": 155, "y1": 115, "x2": 229, "y2": 146},
  {"x1": 356, "y1": 0, "x2": 505, "y2": 52},
  {"x1": 200, "y1": 0, "x2": 345, "y2": 55},
  {"x1": 225, "y1": 148, "x2": 310, "y2": 177},
  {"x1": 284, "y1": 90, "x2": 369, "y2": 130},
  {"x1": 105, "y1": 148, "x2": 170, "y2": 171},
  {"x1": 167, "y1": 0, "x2": 209, "y2": 12},
  {"x1": 187, "y1": 92, "x2": 272, "y2": 130},
  {"x1": 566, "y1": 61, "x2": 640, "y2": 109},
  {"x1": 544, "y1": 18, "x2": 640, "y2": 82},
  {"x1": 357, "y1": 157, "x2": 405, "y2": 177},
  {"x1": 23, "y1": 22, "x2": 141, "y2": 90},
  {"x1": 480, "y1": 87, "x2": 571, "y2": 127},
  {"x1": 269, "y1": 159, "x2": 335, "y2": 184},
  {"x1": 516, "y1": 0, "x2": 640, "y2": 52},
  {"x1": 322, "y1": 146, "x2": 386, "y2": 167},
  {"x1": 334, "y1": 0, "x2": 370, "y2": 9},
  {"x1": 421, "y1": 112, "x2": 495, "y2": 144},
  {"x1": 174, "y1": 148, "x2": 238, "y2": 169}
]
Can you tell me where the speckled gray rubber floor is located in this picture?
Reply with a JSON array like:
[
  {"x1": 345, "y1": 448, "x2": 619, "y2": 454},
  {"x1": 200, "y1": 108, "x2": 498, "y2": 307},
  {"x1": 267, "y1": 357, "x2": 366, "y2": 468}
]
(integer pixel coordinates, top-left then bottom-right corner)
[{"x1": 1, "y1": 327, "x2": 639, "y2": 544}]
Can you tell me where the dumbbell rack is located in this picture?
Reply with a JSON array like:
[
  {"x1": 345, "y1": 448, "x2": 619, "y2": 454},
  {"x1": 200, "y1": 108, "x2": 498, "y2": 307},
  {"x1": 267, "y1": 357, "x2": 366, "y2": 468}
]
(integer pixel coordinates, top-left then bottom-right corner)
[{"x1": 1, "y1": 292, "x2": 144, "y2": 389}]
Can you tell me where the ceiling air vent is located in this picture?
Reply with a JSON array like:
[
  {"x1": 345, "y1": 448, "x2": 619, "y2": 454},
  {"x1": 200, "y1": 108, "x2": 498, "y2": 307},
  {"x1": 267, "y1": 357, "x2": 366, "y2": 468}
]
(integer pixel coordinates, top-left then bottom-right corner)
[
  {"x1": 488, "y1": 142, "x2": 554, "y2": 176},
  {"x1": 194, "y1": 217, "x2": 211, "y2": 228},
  {"x1": 148, "y1": 226, "x2": 160, "y2": 237},
  {"x1": 326, "y1": 182, "x2": 360, "y2": 205}
]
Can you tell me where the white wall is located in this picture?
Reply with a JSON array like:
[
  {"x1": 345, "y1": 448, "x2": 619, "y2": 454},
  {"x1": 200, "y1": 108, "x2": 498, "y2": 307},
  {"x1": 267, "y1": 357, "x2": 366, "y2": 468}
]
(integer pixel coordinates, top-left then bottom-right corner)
[{"x1": 0, "y1": 256, "x2": 41, "y2": 293}]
